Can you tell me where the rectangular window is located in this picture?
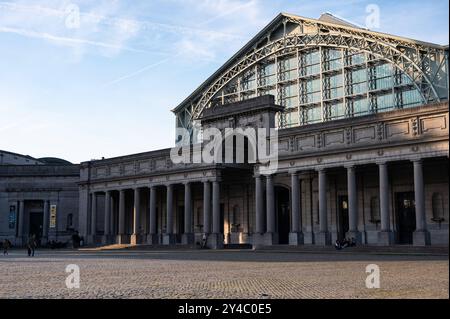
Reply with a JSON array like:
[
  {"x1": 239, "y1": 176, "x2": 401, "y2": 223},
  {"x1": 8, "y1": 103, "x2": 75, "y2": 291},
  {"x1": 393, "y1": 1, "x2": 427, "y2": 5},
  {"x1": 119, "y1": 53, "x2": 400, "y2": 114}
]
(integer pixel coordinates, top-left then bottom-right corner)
[
  {"x1": 353, "y1": 98, "x2": 370, "y2": 116},
  {"x1": 402, "y1": 89, "x2": 422, "y2": 108},
  {"x1": 328, "y1": 102, "x2": 346, "y2": 120},
  {"x1": 377, "y1": 93, "x2": 395, "y2": 112},
  {"x1": 305, "y1": 105, "x2": 322, "y2": 124}
]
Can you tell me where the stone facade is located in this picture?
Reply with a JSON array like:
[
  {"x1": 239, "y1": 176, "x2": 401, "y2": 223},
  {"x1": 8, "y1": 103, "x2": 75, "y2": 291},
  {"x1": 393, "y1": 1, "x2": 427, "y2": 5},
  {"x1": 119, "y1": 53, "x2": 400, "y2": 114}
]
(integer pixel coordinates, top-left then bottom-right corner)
[
  {"x1": 78, "y1": 97, "x2": 448, "y2": 248},
  {"x1": 0, "y1": 159, "x2": 79, "y2": 246}
]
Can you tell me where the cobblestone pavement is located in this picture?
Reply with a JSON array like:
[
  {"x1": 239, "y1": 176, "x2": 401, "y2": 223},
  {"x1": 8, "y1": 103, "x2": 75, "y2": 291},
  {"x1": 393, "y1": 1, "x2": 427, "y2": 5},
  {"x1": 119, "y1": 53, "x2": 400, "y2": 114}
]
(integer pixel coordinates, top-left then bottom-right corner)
[{"x1": 0, "y1": 250, "x2": 447, "y2": 299}]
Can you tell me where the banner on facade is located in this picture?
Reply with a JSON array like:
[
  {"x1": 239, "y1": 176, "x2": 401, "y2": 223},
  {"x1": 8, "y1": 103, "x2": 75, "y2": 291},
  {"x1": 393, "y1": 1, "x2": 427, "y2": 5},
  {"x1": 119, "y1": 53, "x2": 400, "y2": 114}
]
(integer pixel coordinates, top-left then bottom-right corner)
[
  {"x1": 50, "y1": 204, "x2": 57, "y2": 228},
  {"x1": 9, "y1": 205, "x2": 16, "y2": 229}
]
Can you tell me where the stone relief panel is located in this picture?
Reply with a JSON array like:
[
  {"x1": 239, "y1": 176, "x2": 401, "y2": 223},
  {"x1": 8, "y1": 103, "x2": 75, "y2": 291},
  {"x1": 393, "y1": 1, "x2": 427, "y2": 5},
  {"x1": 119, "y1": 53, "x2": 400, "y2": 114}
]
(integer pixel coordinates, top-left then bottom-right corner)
[
  {"x1": 420, "y1": 115, "x2": 447, "y2": 136},
  {"x1": 353, "y1": 126, "x2": 376, "y2": 143},
  {"x1": 385, "y1": 120, "x2": 410, "y2": 139},
  {"x1": 324, "y1": 130, "x2": 345, "y2": 147},
  {"x1": 297, "y1": 135, "x2": 316, "y2": 151}
]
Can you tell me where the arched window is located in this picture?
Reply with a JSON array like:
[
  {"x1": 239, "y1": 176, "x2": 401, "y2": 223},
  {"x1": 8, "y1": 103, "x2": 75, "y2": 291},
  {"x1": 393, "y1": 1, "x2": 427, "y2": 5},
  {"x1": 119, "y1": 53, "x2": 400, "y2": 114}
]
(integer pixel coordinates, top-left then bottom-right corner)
[
  {"x1": 432, "y1": 193, "x2": 444, "y2": 222},
  {"x1": 370, "y1": 196, "x2": 380, "y2": 223}
]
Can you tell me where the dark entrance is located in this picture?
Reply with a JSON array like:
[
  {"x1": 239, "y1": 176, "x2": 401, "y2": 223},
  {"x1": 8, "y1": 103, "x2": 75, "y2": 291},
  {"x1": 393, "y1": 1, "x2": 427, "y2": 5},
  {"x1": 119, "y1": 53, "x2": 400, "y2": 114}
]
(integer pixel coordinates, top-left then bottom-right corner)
[
  {"x1": 275, "y1": 186, "x2": 290, "y2": 245},
  {"x1": 396, "y1": 192, "x2": 416, "y2": 244},
  {"x1": 177, "y1": 205, "x2": 184, "y2": 243},
  {"x1": 220, "y1": 204, "x2": 225, "y2": 234},
  {"x1": 29, "y1": 212, "x2": 43, "y2": 243},
  {"x1": 337, "y1": 196, "x2": 349, "y2": 241}
]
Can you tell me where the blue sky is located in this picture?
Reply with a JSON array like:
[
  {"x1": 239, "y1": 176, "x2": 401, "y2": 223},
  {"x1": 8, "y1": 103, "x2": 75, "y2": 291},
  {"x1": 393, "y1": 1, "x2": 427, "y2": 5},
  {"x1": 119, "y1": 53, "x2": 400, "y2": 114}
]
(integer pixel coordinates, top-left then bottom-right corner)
[{"x1": 0, "y1": 0, "x2": 448, "y2": 164}]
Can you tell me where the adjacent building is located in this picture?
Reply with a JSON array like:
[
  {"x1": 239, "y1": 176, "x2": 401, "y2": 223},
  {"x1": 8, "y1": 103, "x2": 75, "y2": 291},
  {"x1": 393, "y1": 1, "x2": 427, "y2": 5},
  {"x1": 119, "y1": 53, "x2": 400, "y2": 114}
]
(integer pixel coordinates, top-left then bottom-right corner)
[{"x1": 0, "y1": 150, "x2": 79, "y2": 246}]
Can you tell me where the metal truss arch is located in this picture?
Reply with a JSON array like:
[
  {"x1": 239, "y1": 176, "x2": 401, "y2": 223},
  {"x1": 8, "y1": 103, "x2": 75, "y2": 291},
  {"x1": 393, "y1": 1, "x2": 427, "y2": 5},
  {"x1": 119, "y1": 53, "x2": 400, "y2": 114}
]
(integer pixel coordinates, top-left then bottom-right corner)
[{"x1": 192, "y1": 33, "x2": 441, "y2": 120}]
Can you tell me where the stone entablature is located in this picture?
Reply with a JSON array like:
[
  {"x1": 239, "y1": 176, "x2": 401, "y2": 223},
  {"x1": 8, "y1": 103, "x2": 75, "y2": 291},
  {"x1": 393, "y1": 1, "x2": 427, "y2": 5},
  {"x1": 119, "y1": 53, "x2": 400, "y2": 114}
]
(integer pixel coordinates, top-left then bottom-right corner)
[
  {"x1": 276, "y1": 102, "x2": 448, "y2": 160},
  {"x1": 80, "y1": 147, "x2": 222, "y2": 187},
  {"x1": 0, "y1": 165, "x2": 79, "y2": 177}
]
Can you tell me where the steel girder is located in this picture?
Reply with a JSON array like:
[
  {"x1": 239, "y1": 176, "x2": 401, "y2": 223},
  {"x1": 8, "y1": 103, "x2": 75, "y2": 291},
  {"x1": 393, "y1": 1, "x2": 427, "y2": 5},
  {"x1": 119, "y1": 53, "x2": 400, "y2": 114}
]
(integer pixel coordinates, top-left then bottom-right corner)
[{"x1": 190, "y1": 32, "x2": 442, "y2": 121}]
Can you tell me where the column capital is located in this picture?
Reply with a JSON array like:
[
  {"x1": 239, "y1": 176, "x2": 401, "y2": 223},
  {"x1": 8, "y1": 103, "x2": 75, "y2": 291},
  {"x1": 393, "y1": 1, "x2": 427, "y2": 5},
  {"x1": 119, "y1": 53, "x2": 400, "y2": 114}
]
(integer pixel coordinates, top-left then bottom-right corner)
[
  {"x1": 344, "y1": 164, "x2": 356, "y2": 169},
  {"x1": 289, "y1": 170, "x2": 299, "y2": 176},
  {"x1": 411, "y1": 158, "x2": 423, "y2": 164},
  {"x1": 375, "y1": 160, "x2": 388, "y2": 166}
]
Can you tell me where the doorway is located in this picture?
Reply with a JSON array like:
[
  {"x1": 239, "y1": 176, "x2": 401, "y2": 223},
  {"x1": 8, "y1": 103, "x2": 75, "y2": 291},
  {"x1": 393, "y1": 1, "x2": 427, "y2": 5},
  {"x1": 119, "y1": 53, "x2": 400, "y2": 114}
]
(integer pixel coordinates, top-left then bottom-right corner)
[
  {"x1": 395, "y1": 192, "x2": 416, "y2": 244},
  {"x1": 29, "y1": 212, "x2": 43, "y2": 244},
  {"x1": 275, "y1": 186, "x2": 290, "y2": 244},
  {"x1": 177, "y1": 205, "x2": 184, "y2": 244},
  {"x1": 337, "y1": 196, "x2": 349, "y2": 241}
]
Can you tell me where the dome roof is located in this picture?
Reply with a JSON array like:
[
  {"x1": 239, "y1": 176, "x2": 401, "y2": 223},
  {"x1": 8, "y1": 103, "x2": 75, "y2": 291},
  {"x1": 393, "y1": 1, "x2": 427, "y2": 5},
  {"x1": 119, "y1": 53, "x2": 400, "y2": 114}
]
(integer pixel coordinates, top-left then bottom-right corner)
[{"x1": 37, "y1": 157, "x2": 73, "y2": 165}]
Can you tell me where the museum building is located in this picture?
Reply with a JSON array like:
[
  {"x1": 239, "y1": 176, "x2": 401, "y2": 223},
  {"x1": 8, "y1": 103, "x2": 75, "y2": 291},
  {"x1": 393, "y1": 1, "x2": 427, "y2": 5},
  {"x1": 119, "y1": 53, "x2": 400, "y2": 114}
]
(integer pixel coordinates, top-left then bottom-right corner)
[{"x1": 2, "y1": 13, "x2": 448, "y2": 248}]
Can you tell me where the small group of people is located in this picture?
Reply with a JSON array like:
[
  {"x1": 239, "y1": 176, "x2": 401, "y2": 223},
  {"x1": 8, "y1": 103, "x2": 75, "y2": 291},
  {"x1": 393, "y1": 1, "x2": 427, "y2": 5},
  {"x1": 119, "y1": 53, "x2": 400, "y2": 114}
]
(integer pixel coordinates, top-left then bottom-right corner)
[
  {"x1": 2, "y1": 236, "x2": 36, "y2": 256},
  {"x1": 335, "y1": 237, "x2": 357, "y2": 250}
]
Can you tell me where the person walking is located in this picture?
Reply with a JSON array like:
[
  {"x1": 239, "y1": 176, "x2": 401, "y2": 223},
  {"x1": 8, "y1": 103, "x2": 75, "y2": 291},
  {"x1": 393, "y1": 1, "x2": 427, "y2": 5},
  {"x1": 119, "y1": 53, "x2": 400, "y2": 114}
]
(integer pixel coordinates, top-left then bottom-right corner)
[
  {"x1": 201, "y1": 233, "x2": 208, "y2": 249},
  {"x1": 3, "y1": 239, "x2": 11, "y2": 255},
  {"x1": 27, "y1": 234, "x2": 36, "y2": 257}
]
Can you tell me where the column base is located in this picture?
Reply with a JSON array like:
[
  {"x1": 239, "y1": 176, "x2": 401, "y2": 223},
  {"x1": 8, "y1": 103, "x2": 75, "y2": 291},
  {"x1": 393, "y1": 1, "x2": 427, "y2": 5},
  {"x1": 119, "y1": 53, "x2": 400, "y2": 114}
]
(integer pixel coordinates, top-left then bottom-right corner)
[
  {"x1": 40, "y1": 237, "x2": 48, "y2": 246},
  {"x1": 315, "y1": 231, "x2": 331, "y2": 246},
  {"x1": 130, "y1": 234, "x2": 144, "y2": 245},
  {"x1": 116, "y1": 234, "x2": 130, "y2": 245},
  {"x1": 252, "y1": 233, "x2": 265, "y2": 249},
  {"x1": 377, "y1": 231, "x2": 394, "y2": 246},
  {"x1": 146, "y1": 234, "x2": 159, "y2": 245},
  {"x1": 15, "y1": 237, "x2": 24, "y2": 247},
  {"x1": 263, "y1": 232, "x2": 279, "y2": 245},
  {"x1": 345, "y1": 231, "x2": 362, "y2": 244},
  {"x1": 289, "y1": 232, "x2": 304, "y2": 246},
  {"x1": 413, "y1": 230, "x2": 431, "y2": 246},
  {"x1": 207, "y1": 233, "x2": 224, "y2": 249},
  {"x1": 102, "y1": 235, "x2": 115, "y2": 245},
  {"x1": 87, "y1": 235, "x2": 99, "y2": 245},
  {"x1": 162, "y1": 234, "x2": 177, "y2": 245},
  {"x1": 182, "y1": 233, "x2": 195, "y2": 245}
]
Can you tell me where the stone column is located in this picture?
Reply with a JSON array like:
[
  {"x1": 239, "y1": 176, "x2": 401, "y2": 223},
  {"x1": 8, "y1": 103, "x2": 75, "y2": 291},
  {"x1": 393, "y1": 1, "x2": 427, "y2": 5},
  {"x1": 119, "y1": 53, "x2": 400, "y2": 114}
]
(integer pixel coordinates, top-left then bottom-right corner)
[
  {"x1": 289, "y1": 172, "x2": 304, "y2": 245},
  {"x1": 253, "y1": 175, "x2": 265, "y2": 248},
  {"x1": 117, "y1": 189, "x2": 127, "y2": 244},
  {"x1": 182, "y1": 182, "x2": 194, "y2": 244},
  {"x1": 131, "y1": 188, "x2": 142, "y2": 245},
  {"x1": 264, "y1": 174, "x2": 278, "y2": 245},
  {"x1": 17, "y1": 200, "x2": 24, "y2": 245},
  {"x1": 163, "y1": 184, "x2": 176, "y2": 245},
  {"x1": 347, "y1": 166, "x2": 361, "y2": 243},
  {"x1": 412, "y1": 160, "x2": 430, "y2": 246},
  {"x1": 255, "y1": 175, "x2": 264, "y2": 234},
  {"x1": 89, "y1": 193, "x2": 97, "y2": 244},
  {"x1": 42, "y1": 200, "x2": 49, "y2": 242},
  {"x1": 209, "y1": 180, "x2": 223, "y2": 249},
  {"x1": 102, "y1": 191, "x2": 112, "y2": 245},
  {"x1": 316, "y1": 169, "x2": 331, "y2": 245},
  {"x1": 378, "y1": 163, "x2": 393, "y2": 245},
  {"x1": 147, "y1": 186, "x2": 158, "y2": 244},
  {"x1": 203, "y1": 181, "x2": 211, "y2": 234}
]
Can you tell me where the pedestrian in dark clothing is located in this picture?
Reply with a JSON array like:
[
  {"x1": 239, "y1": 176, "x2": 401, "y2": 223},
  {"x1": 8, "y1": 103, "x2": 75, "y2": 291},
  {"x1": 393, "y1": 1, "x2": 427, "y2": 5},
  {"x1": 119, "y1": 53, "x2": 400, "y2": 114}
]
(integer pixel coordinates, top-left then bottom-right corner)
[
  {"x1": 3, "y1": 239, "x2": 11, "y2": 255},
  {"x1": 27, "y1": 235, "x2": 37, "y2": 257}
]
